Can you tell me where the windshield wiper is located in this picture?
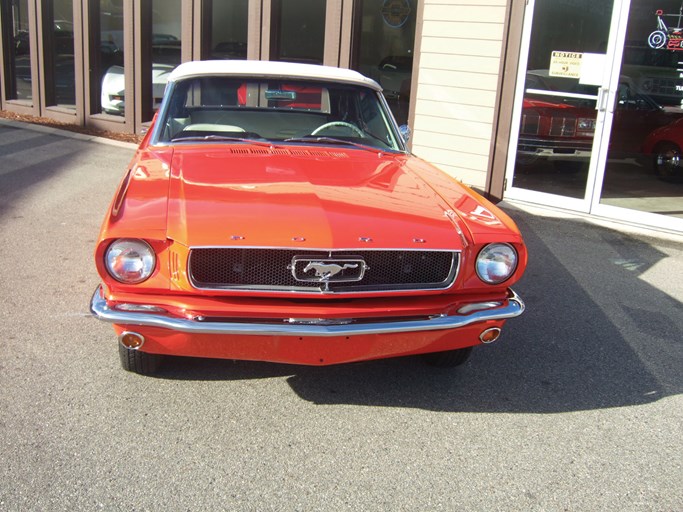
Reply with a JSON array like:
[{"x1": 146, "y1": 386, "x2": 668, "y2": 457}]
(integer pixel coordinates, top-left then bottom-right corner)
[
  {"x1": 283, "y1": 136, "x2": 383, "y2": 153},
  {"x1": 170, "y1": 135, "x2": 273, "y2": 147}
]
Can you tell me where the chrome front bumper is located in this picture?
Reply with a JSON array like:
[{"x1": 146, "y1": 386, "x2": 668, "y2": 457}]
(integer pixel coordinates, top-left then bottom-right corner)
[
  {"x1": 90, "y1": 286, "x2": 525, "y2": 337},
  {"x1": 517, "y1": 137, "x2": 591, "y2": 160}
]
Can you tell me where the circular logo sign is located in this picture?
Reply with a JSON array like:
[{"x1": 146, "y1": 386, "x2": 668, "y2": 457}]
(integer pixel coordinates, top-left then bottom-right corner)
[{"x1": 381, "y1": 0, "x2": 412, "y2": 29}]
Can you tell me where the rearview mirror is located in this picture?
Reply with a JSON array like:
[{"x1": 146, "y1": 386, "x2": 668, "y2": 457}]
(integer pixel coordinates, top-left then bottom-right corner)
[{"x1": 399, "y1": 125, "x2": 411, "y2": 143}]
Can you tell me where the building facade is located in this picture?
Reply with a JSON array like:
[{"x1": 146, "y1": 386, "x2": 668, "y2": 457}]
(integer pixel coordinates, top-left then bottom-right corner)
[{"x1": 1, "y1": 0, "x2": 682, "y2": 233}]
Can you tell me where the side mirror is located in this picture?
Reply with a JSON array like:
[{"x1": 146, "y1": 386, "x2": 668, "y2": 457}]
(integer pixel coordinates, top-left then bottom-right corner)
[{"x1": 399, "y1": 124, "x2": 411, "y2": 143}]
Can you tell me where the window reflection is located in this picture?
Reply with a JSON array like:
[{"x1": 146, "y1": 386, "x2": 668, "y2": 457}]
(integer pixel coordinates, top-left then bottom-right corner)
[
  {"x1": 7, "y1": 0, "x2": 33, "y2": 102},
  {"x1": 151, "y1": 0, "x2": 182, "y2": 111},
  {"x1": 207, "y1": 0, "x2": 248, "y2": 59},
  {"x1": 46, "y1": 0, "x2": 76, "y2": 108},
  {"x1": 97, "y1": 0, "x2": 124, "y2": 115},
  {"x1": 96, "y1": 1, "x2": 181, "y2": 117},
  {"x1": 351, "y1": 0, "x2": 417, "y2": 125},
  {"x1": 601, "y1": 0, "x2": 683, "y2": 219},
  {"x1": 271, "y1": 0, "x2": 325, "y2": 65}
]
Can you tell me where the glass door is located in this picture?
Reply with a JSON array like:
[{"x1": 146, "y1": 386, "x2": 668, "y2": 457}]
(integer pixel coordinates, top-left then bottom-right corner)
[
  {"x1": 592, "y1": 0, "x2": 683, "y2": 232},
  {"x1": 505, "y1": 0, "x2": 626, "y2": 212}
]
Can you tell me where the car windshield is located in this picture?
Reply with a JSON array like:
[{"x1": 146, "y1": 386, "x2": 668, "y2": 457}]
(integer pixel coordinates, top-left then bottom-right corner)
[{"x1": 155, "y1": 76, "x2": 403, "y2": 151}]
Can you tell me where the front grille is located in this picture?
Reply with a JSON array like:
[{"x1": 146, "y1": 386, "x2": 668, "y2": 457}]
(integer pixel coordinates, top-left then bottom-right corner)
[
  {"x1": 520, "y1": 112, "x2": 540, "y2": 135},
  {"x1": 549, "y1": 116, "x2": 577, "y2": 137},
  {"x1": 188, "y1": 248, "x2": 459, "y2": 293}
]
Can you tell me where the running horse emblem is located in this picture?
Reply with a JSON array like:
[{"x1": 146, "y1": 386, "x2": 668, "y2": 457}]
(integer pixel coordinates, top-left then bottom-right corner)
[{"x1": 303, "y1": 261, "x2": 359, "y2": 281}]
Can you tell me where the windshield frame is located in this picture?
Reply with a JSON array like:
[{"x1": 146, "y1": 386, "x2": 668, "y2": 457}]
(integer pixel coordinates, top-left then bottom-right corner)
[{"x1": 149, "y1": 75, "x2": 408, "y2": 153}]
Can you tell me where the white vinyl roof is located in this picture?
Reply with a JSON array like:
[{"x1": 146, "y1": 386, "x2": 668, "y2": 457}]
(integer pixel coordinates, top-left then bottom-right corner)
[{"x1": 167, "y1": 60, "x2": 382, "y2": 91}]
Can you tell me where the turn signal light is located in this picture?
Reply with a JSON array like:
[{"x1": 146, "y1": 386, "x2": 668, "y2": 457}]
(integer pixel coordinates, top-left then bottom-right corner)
[{"x1": 119, "y1": 331, "x2": 145, "y2": 349}]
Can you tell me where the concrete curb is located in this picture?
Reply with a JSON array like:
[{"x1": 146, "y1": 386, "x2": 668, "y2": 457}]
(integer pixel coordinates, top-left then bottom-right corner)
[{"x1": 0, "y1": 118, "x2": 138, "y2": 150}]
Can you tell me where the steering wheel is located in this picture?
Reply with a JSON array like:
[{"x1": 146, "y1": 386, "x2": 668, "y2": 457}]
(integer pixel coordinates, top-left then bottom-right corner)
[{"x1": 311, "y1": 121, "x2": 364, "y2": 137}]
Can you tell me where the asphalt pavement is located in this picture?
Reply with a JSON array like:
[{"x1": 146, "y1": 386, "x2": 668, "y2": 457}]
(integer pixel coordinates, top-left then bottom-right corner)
[{"x1": 0, "y1": 120, "x2": 681, "y2": 511}]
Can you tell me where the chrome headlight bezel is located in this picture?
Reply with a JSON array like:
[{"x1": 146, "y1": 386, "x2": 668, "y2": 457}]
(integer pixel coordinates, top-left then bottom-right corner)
[
  {"x1": 476, "y1": 243, "x2": 518, "y2": 285},
  {"x1": 105, "y1": 238, "x2": 156, "y2": 284},
  {"x1": 577, "y1": 117, "x2": 596, "y2": 136}
]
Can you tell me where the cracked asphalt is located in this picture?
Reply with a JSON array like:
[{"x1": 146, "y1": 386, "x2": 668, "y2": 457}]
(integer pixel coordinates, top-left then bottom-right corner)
[{"x1": 0, "y1": 120, "x2": 681, "y2": 511}]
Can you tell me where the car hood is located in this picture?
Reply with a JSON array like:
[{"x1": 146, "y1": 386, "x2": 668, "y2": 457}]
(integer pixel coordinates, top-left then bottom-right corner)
[{"x1": 166, "y1": 146, "x2": 467, "y2": 250}]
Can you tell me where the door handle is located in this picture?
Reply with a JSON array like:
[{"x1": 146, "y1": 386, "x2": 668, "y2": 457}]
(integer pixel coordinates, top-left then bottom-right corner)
[{"x1": 596, "y1": 88, "x2": 610, "y2": 112}]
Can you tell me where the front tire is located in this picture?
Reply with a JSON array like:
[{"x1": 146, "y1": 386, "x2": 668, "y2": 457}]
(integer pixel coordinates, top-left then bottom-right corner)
[
  {"x1": 119, "y1": 344, "x2": 162, "y2": 375},
  {"x1": 424, "y1": 346, "x2": 473, "y2": 368}
]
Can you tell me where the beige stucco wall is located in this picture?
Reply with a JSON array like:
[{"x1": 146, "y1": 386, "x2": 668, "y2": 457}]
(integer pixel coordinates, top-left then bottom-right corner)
[{"x1": 411, "y1": 1, "x2": 506, "y2": 188}]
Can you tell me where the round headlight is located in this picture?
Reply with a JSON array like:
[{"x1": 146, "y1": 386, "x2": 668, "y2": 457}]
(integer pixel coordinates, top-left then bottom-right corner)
[
  {"x1": 105, "y1": 239, "x2": 156, "y2": 284},
  {"x1": 476, "y1": 243, "x2": 518, "y2": 284}
]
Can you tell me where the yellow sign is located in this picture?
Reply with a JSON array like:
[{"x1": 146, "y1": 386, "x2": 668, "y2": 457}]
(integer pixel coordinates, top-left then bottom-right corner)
[{"x1": 549, "y1": 51, "x2": 583, "y2": 79}]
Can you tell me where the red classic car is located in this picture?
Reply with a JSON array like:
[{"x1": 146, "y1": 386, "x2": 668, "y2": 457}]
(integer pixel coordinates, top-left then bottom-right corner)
[
  {"x1": 642, "y1": 116, "x2": 683, "y2": 182},
  {"x1": 519, "y1": 78, "x2": 675, "y2": 170},
  {"x1": 90, "y1": 60, "x2": 527, "y2": 374},
  {"x1": 518, "y1": 97, "x2": 596, "y2": 166}
]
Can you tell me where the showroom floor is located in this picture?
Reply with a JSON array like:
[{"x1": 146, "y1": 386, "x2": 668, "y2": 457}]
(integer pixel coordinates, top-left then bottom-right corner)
[{"x1": 512, "y1": 156, "x2": 683, "y2": 220}]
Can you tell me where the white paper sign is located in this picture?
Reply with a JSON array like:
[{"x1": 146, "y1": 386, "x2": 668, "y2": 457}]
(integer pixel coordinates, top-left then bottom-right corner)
[{"x1": 579, "y1": 53, "x2": 607, "y2": 85}]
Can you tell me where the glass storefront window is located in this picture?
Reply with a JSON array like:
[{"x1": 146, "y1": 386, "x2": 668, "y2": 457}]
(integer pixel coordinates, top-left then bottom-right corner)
[
  {"x1": 6, "y1": 0, "x2": 33, "y2": 103},
  {"x1": 207, "y1": 0, "x2": 248, "y2": 59},
  {"x1": 96, "y1": 0, "x2": 124, "y2": 115},
  {"x1": 271, "y1": 0, "x2": 325, "y2": 65},
  {"x1": 151, "y1": 0, "x2": 181, "y2": 111},
  {"x1": 600, "y1": 0, "x2": 683, "y2": 220},
  {"x1": 46, "y1": 0, "x2": 76, "y2": 109},
  {"x1": 351, "y1": 0, "x2": 417, "y2": 126},
  {"x1": 93, "y1": 1, "x2": 180, "y2": 118}
]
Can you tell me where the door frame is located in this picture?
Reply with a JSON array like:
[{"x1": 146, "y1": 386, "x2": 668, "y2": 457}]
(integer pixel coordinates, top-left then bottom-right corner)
[{"x1": 504, "y1": 1, "x2": 642, "y2": 214}]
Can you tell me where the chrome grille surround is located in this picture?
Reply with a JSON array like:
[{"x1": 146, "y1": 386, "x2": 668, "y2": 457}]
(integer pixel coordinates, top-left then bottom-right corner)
[{"x1": 188, "y1": 248, "x2": 460, "y2": 294}]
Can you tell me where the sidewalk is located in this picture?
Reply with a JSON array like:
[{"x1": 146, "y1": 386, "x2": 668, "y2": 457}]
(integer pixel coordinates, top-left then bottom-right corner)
[{"x1": 0, "y1": 117, "x2": 138, "y2": 150}]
